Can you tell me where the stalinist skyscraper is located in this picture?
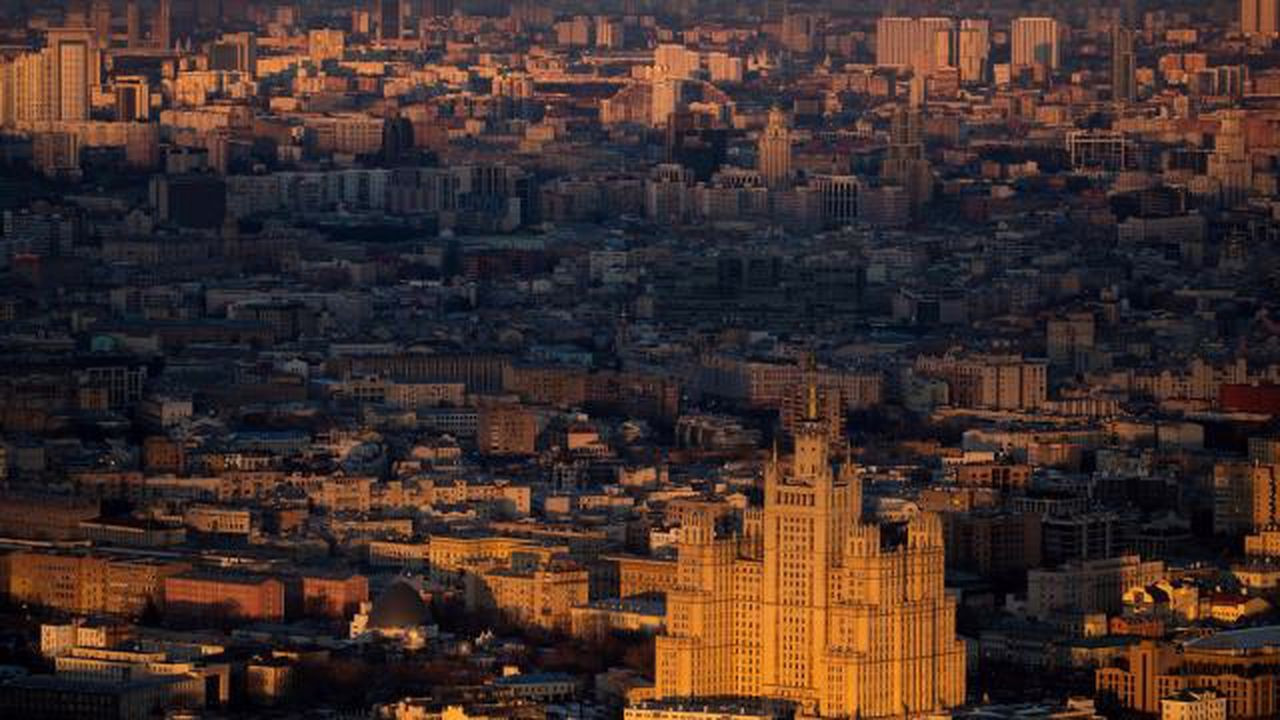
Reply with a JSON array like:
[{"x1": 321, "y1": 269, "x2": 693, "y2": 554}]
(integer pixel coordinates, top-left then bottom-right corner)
[
  {"x1": 758, "y1": 106, "x2": 793, "y2": 189},
  {"x1": 653, "y1": 385, "x2": 966, "y2": 718}
]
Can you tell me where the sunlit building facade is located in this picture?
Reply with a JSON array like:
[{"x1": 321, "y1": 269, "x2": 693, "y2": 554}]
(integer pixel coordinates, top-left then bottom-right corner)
[{"x1": 652, "y1": 389, "x2": 966, "y2": 718}]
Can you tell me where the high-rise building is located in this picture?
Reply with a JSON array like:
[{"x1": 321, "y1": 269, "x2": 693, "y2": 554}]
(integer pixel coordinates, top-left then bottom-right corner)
[
  {"x1": 1207, "y1": 110, "x2": 1251, "y2": 208},
  {"x1": 1112, "y1": 25, "x2": 1137, "y2": 104},
  {"x1": 126, "y1": 0, "x2": 141, "y2": 49},
  {"x1": 90, "y1": 0, "x2": 112, "y2": 45},
  {"x1": 757, "y1": 106, "x2": 792, "y2": 189},
  {"x1": 957, "y1": 19, "x2": 989, "y2": 84},
  {"x1": 881, "y1": 105, "x2": 932, "y2": 215},
  {"x1": 209, "y1": 32, "x2": 257, "y2": 77},
  {"x1": 1011, "y1": 17, "x2": 1062, "y2": 72},
  {"x1": 781, "y1": 12, "x2": 817, "y2": 54},
  {"x1": 650, "y1": 78, "x2": 683, "y2": 127},
  {"x1": 812, "y1": 174, "x2": 859, "y2": 229},
  {"x1": 1242, "y1": 0, "x2": 1280, "y2": 36},
  {"x1": 654, "y1": 44, "x2": 701, "y2": 81},
  {"x1": 422, "y1": 0, "x2": 453, "y2": 17},
  {"x1": 876, "y1": 16, "x2": 954, "y2": 75},
  {"x1": 155, "y1": 0, "x2": 171, "y2": 50},
  {"x1": 49, "y1": 28, "x2": 96, "y2": 123},
  {"x1": 651, "y1": 390, "x2": 966, "y2": 717},
  {"x1": 2, "y1": 27, "x2": 103, "y2": 128},
  {"x1": 376, "y1": 0, "x2": 403, "y2": 41}
]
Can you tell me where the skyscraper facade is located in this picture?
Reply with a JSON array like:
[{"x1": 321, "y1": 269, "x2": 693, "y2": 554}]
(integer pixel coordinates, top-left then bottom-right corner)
[
  {"x1": 958, "y1": 19, "x2": 990, "y2": 85},
  {"x1": 0, "y1": 28, "x2": 97, "y2": 128},
  {"x1": 757, "y1": 106, "x2": 792, "y2": 189},
  {"x1": 1242, "y1": 0, "x2": 1280, "y2": 36},
  {"x1": 1112, "y1": 26, "x2": 1137, "y2": 104},
  {"x1": 126, "y1": 0, "x2": 141, "y2": 49},
  {"x1": 90, "y1": 0, "x2": 112, "y2": 44},
  {"x1": 876, "y1": 16, "x2": 954, "y2": 76},
  {"x1": 1011, "y1": 17, "x2": 1061, "y2": 72},
  {"x1": 377, "y1": 0, "x2": 404, "y2": 41},
  {"x1": 652, "y1": 390, "x2": 966, "y2": 718},
  {"x1": 156, "y1": 0, "x2": 172, "y2": 50}
]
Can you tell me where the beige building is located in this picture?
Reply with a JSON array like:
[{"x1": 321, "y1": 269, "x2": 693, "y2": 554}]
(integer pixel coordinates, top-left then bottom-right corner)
[
  {"x1": 1244, "y1": 527, "x2": 1280, "y2": 556},
  {"x1": 757, "y1": 107, "x2": 792, "y2": 189},
  {"x1": 914, "y1": 354, "x2": 1047, "y2": 411},
  {"x1": 1011, "y1": 17, "x2": 1062, "y2": 72},
  {"x1": 1027, "y1": 556, "x2": 1166, "y2": 619},
  {"x1": 651, "y1": 392, "x2": 965, "y2": 717},
  {"x1": 466, "y1": 560, "x2": 589, "y2": 632},
  {"x1": 1161, "y1": 689, "x2": 1227, "y2": 720},
  {"x1": 1098, "y1": 632, "x2": 1280, "y2": 717}
]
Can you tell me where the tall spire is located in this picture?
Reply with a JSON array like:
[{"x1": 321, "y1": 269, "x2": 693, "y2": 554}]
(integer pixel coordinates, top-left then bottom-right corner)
[{"x1": 804, "y1": 350, "x2": 819, "y2": 421}]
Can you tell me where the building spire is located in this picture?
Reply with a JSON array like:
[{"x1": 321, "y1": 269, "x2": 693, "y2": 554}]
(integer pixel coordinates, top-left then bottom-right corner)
[{"x1": 804, "y1": 351, "x2": 818, "y2": 421}]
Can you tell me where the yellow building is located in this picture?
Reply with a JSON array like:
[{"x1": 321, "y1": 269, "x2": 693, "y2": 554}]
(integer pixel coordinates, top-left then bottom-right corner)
[
  {"x1": 1097, "y1": 630, "x2": 1280, "y2": 718},
  {"x1": 651, "y1": 390, "x2": 966, "y2": 718},
  {"x1": 466, "y1": 560, "x2": 589, "y2": 633}
]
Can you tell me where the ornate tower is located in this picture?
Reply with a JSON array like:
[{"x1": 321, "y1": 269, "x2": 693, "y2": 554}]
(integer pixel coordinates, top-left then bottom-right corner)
[
  {"x1": 653, "y1": 376, "x2": 963, "y2": 718},
  {"x1": 758, "y1": 106, "x2": 793, "y2": 189}
]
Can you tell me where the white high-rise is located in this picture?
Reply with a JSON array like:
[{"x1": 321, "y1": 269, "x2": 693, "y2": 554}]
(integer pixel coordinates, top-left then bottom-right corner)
[{"x1": 1011, "y1": 17, "x2": 1062, "y2": 72}]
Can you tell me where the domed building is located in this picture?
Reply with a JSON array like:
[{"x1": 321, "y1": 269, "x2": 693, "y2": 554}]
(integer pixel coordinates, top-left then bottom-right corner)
[
  {"x1": 350, "y1": 579, "x2": 437, "y2": 649},
  {"x1": 368, "y1": 580, "x2": 432, "y2": 629}
]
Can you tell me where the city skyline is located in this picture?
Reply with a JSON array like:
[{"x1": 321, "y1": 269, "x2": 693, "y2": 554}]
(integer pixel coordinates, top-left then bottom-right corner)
[{"x1": 0, "y1": 1, "x2": 1277, "y2": 720}]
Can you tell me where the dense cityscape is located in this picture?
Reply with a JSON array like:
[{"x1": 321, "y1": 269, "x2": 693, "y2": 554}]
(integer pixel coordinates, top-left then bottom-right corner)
[{"x1": 0, "y1": 0, "x2": 1279, "y2": 718}]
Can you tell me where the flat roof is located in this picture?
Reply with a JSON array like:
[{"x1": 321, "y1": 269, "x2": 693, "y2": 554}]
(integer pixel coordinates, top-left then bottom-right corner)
[{"x1": 1184, "y1": 626, "x2": 1280, "y2": 653}]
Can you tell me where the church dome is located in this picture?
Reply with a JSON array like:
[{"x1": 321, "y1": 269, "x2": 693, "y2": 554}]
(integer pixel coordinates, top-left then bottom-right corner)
[{"x1": 368, "y1": 581, "x2": 431, "y2": 630}]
